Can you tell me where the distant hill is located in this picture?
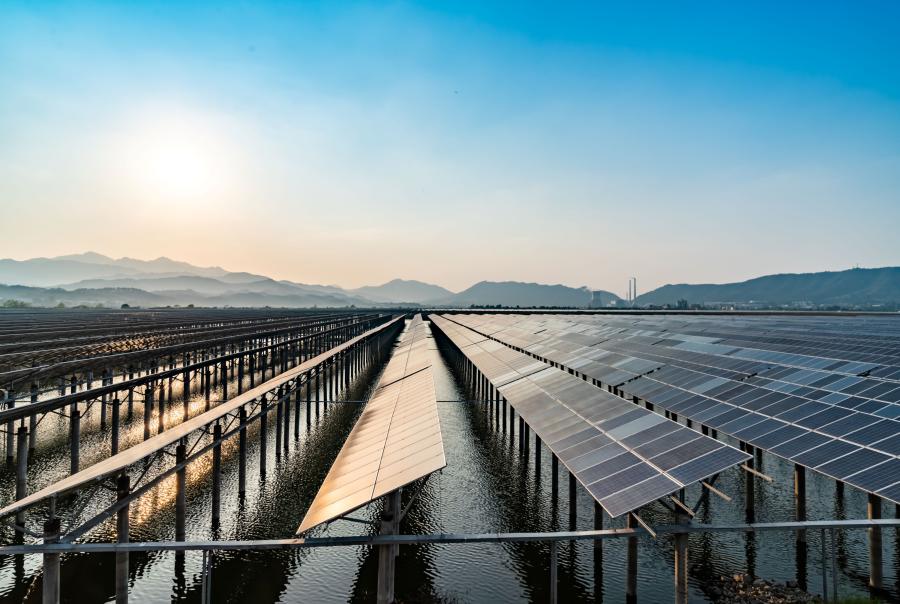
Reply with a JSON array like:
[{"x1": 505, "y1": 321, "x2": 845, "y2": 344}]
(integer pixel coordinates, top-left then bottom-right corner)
[
  {"x1": 60, "y1": 275, "x2": 371, "y2": 304},
  {"x1": 0, "y1": 283, "x2": 373, "y2": 309},
  {"x1": 0, "y1": 284, "x2": 173, "y2": 308},
  {"x1": 0, "y1": 253, "x2": 373, "y2": 307},
  {"x1": 434, "y1": 281, "x2": 596, "y2": 308},
  {"x1": 351, "y1": 279, "x2": 454, "y2": 303},
  {"x1": 0, "y1": 257, "x2": 145, "y2": 287},
  {"x1": 636, "y1": 267, "x2": 900, "y2": 306},
  {"x1": 53, "y1": 252, "x2": 229, "y2": 278},
  {"x1": 60, "y1": 275, "x2": 255, "y2": 296}
]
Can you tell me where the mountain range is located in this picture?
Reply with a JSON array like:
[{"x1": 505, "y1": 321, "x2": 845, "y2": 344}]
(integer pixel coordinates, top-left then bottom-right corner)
[
  {"x1": 635, "y1": 267, "x2": 900, "y2": 307},
  {"x1": 0, "y1": 253, "x2": 614, "y2": 308},
  {"x1": 0, "y1": 253, "x2": 897, "y2": 309}
]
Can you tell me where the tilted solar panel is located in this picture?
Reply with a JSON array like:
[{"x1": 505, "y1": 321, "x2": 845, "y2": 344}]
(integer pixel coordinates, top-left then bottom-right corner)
[
  {"x1": 432, "y1": 314, "x2": 749, "y2": 517},
  {"x1": 297, "y1": 315, "x2": 445, "y2": 533}
]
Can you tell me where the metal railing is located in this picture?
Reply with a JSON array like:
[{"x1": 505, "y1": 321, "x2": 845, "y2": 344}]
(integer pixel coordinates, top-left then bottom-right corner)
[{"x1": 2, "y1": 518, "x2": 897, "y2": 604}]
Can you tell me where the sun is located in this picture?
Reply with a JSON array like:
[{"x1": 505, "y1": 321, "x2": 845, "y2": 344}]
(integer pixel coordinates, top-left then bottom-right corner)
[
  {"x1": 139, "y1": 132, "x2": 217, "y2": 200},
  {"x1": 112, "y1": 106, "x2": 237, "y2": 208}
]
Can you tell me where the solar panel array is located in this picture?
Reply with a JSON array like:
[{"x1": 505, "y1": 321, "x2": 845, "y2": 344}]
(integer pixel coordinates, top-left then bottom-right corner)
[
  {"x1": 431, "y1": 314, "x2": 749, "y2": 517},
  {"x1": 0, "y1": 316, "x2": 407, "y2": 520},
  {"x1": 441, "y1": 313, "x2": 900, "y2": 505},
  {"x1": 297, "y1": 315, "x2": 445, "y2": 533}
]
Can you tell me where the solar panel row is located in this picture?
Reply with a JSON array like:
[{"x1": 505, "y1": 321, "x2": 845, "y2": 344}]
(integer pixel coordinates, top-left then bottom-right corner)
[
  {"x1": 0, "y1": 315, "x2": 407, "y2": 520},
  {"x1": 441, "y1": 313, "x2": 900, "y2": 505},
  {"x1": 430, "y1": 314, "x2": 749, "y2": 517},
  {"x1": 297, "y1": 315, "x2": 445, "y2": 533}
]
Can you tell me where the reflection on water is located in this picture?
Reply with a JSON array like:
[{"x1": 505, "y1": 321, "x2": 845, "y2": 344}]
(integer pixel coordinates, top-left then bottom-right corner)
[{"x1": 0, "y1": 336, "x2": 899, "y2": 602}]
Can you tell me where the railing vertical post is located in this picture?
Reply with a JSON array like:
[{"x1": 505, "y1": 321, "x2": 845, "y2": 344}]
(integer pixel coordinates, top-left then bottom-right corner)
[
  {"x1": 868, "y1": 493, "x2": 882, "y2": 590},
  {"x1": 200, "y1": 549, "x2": 211, "y2": 604},
  {"x1": 594, "y1": 502, "x2": 603, "y2": 600},
  {"x1": 830, "y1": 527, "x2": 838, "y2": 600},
  {"x1": 626, "y1": 513, "x2": 638, "y2": 604},
  {"x1": 42, "y1": 517, "x2": 61, "y2": 604},
  {"x1": 674, "y1": 512, "x2": 689, "y2": 604},
  {"x1": 116, "y1": 475, "x2": 130, "y2": 604},
  {"x1": 377, "y1": 489, "x2": 401, "y2": 604},
  {"x1": 821, "y1": 528, "x2": 829, "y2": 603},
  {"x1": 549, "y1": 540, "x2": 558, "y2": 604}
]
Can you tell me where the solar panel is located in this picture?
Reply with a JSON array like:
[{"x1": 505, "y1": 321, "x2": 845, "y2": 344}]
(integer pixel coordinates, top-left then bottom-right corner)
[
  {"x1": 431, "y1": 315, "x2": 749, "y2": 517},
  {"x1": 297, "y1": 315, "x2": 445, "y2": 533},
  {"x1": 0, "y1": 316, "x2": 407, "y2": 520},
  {"x1": 442, "y1": 312, "x2": 900, "y2": 506}
]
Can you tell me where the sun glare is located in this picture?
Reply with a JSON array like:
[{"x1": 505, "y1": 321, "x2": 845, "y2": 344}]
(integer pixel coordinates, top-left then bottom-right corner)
[
  {"x1": 112, "y1": 107, "x2": 238, "y2": 208},
  {"x1": 139, "y1": 132, "x2": 217, "y2": 200}
]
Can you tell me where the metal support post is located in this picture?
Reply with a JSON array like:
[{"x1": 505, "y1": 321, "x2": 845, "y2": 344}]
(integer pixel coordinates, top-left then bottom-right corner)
[
  {"x1": 238, "y1": 407, "x2": 247, "y2": 497},
  {"x1": 15, "y1": 426, "x2": 28, "y2": 531},
  {"x1": 175, "y1": 443, "x2": 186, "y2": 541},
  {"x1": 42, "y1": 517, "x2": 61, "y2": 604},
  {"x1": 212, "y1": 423, "x2": 222, "y2": 528},
  {"x1": 869, "y1": 493, "x2": 883, "y2": 590},
  {"x1": 116, "y1": 475, "x2": 130, "y2": 604},
  {"x1": 626, "y1": 513, "x2": 638, "y2": 604}
]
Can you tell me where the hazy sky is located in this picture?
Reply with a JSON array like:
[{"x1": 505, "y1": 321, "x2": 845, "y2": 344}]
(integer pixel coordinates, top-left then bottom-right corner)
[{"x1": 2, "y1": 2, "x2": 899, "y2": 294}]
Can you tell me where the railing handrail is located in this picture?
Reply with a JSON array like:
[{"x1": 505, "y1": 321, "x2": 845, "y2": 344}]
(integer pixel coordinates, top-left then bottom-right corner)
[{"x1": 2, "y1": 518, "x2": 898, "y2": 554}]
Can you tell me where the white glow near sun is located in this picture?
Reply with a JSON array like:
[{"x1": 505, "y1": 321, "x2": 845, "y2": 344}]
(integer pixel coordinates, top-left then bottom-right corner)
[
  {"x1": 112, "y1": 106, "x2": 239, "y2": 208},
  {"x1": 138, "y1": 130, "x2": 217, "y2": 199}
]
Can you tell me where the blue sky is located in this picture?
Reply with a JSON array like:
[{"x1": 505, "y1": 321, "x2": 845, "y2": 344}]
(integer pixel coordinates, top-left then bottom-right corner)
[{"x1": 2, "y1": 1, "x2": 899, "y2": 294}]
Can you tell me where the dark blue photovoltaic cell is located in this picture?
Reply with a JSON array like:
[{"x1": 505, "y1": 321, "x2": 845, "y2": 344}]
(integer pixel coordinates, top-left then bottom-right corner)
[
  {"x1": 872, "y1": 434, "x2": 900, "y2": 456},
  {"x1": 817, "y1": 449, "x2": 891, "y2": 480},
  {"x1": 669, "y1": 448, "x2": 749, "y2": 485},
  {"x1": 791, "y1": 440, "x2": 858, "y2": 468},
  {"x1": 599, "y1": 474, "x2": 680, "y2": 515},
  {"x1": 718, "y1": 413, "x2": 766, "y2": 433},
  {"x1": 877, "y1": 481, "x2": 900, "y2": 503},
  {"x1": 847, "y1": 459, "x2": 900, "y2": 492},
  {"x1": 731, "y1": 418, "x2": 785, "y2": 441},
  {"x1": 845, "y1": 419, "x2": 900, "y2": 446},
  {"x1": 818, "y1": 413, "x2": 880, "y2": 438},
  {"x1": 795, "y1": 407, "x2": 849, "y2": 429},
  {"x1": 588, "y1": 463, "x2": 658, "y2": 499},
  {"x1": 770, "y1": 432, "x2": 831, "y2": 458}
]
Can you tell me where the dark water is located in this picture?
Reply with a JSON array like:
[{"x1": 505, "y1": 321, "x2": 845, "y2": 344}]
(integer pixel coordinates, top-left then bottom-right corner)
[{"x1": 1, "y1": 330, "x2": 899, "y2": 602}]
